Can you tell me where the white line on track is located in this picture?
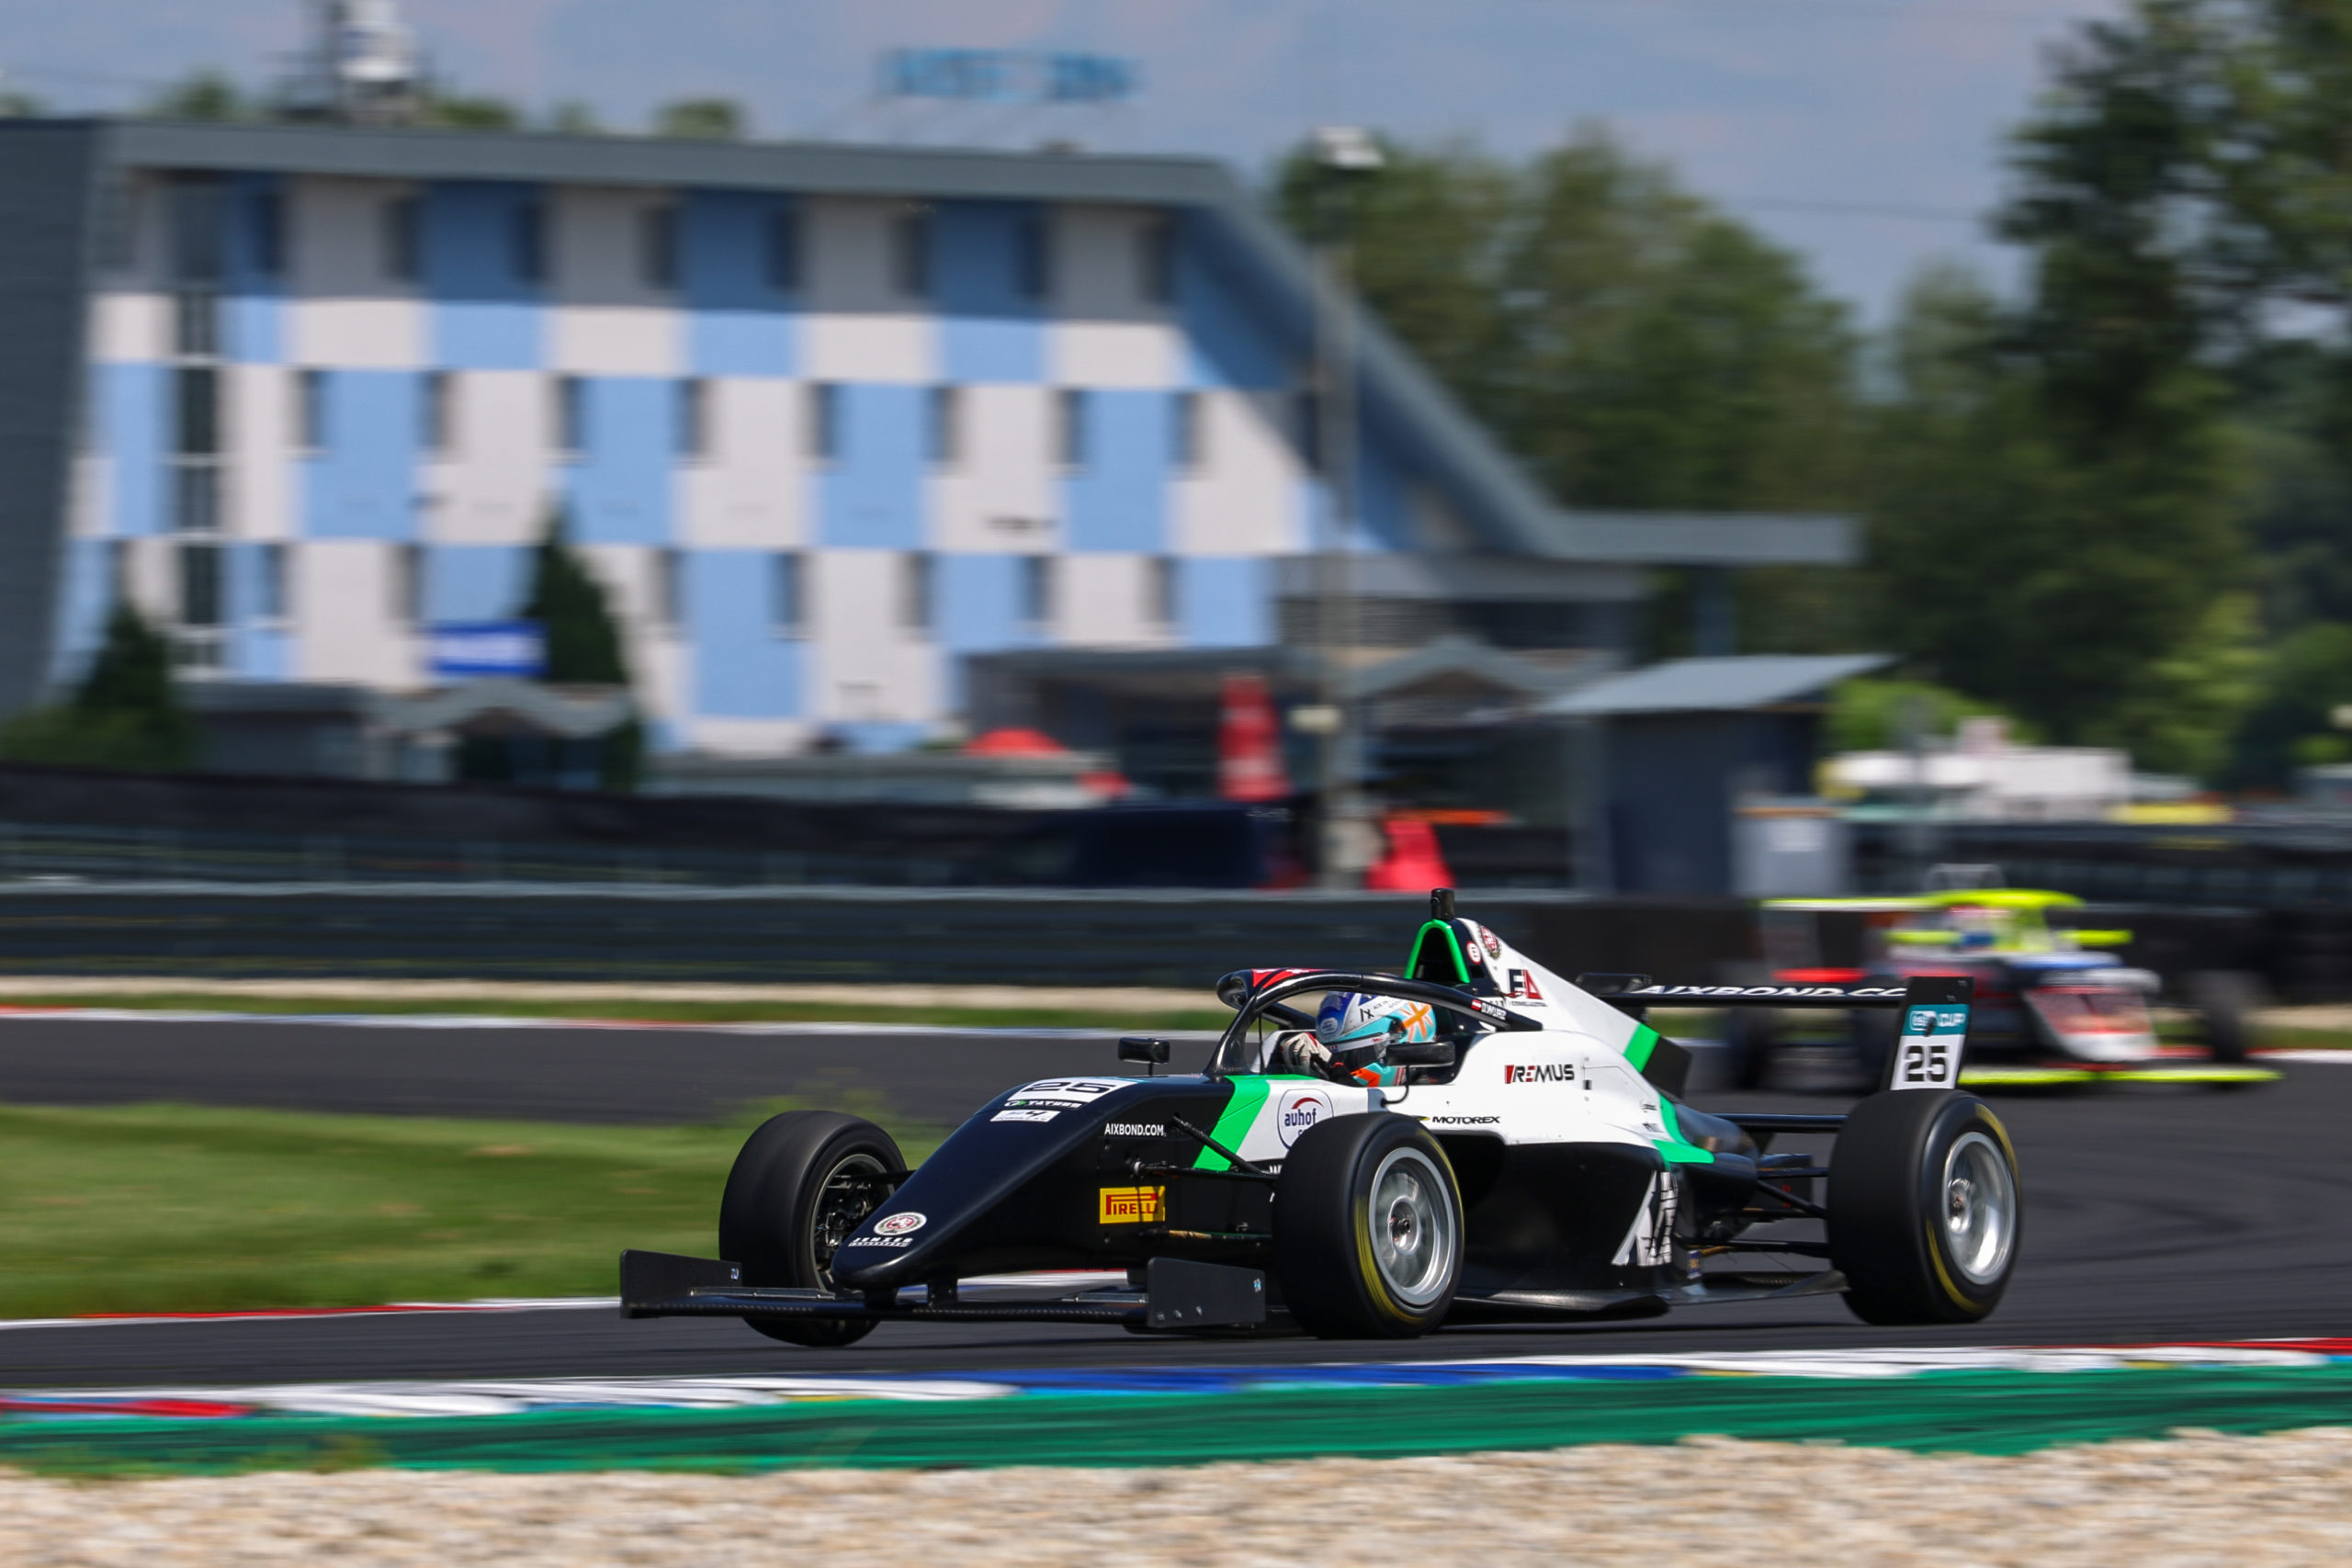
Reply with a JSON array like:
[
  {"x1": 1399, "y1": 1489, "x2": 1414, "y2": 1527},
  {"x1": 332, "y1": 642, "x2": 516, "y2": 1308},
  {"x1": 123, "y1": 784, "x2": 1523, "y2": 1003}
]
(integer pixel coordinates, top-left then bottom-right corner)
[{"x1": 6, "y1": 1339, "x2": 2346, "y2": 1420}]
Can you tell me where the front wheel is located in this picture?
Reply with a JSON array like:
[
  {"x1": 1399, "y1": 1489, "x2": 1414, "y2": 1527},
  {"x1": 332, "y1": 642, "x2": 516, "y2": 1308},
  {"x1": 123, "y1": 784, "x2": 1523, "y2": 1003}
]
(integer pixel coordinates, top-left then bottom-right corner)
[
  {"x1": 1274, "y1": 1114, "x2": 1464, "y2": 1338},
  {"x1": 1828, "y1": 1089, "x2": 2021, "y2": 1325},
  {"x1": 2188, "y1": 970, "x2": 2259, "y2": 1064},
  {"x1": 718, "y1": 1111, "x2": 904, "y2": 1348}
]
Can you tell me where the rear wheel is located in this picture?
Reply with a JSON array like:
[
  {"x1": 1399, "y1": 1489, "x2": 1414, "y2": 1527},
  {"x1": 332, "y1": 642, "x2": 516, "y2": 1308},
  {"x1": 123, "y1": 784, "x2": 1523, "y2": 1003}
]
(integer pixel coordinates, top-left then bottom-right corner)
[
  {"x1": 1274, "y1": 1114, "x2": 1463, "y2": 1338},
  {"x1": 1828, "y1": 1089, "x2": 2020, "y2": 1325},
  {"x1": 718, "y1": 1111, "x2": 903, "y2": 1348}
]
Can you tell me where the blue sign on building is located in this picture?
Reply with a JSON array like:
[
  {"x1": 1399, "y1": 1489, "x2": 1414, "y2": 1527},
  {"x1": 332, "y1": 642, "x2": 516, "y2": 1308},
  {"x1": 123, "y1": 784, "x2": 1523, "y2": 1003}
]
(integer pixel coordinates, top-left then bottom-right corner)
[
  {"x1": 881, "y1": 48, "x2": 1137, "y2": 105},
  {"x1": 428, "y1": 621, "x2": 546, "y2": 681}
]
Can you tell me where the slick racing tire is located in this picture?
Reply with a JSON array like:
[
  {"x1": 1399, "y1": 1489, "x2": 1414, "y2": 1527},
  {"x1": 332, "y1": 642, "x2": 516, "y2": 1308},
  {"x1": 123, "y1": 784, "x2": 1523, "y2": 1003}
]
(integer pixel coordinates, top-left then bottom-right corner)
[
  {"x1": 719, "y1": 1111, "x2": 904, "y2": 1348},
  {"x1": 2187, "y1": 970, "x2": 2259, "y2": 1064},
  {"x1": 1275, "y1": 1114, "x2": 1463, "y2": 1339},
  {"x1": 1828, "y1": 1089, "x2": 2021, "y2": 1325}
]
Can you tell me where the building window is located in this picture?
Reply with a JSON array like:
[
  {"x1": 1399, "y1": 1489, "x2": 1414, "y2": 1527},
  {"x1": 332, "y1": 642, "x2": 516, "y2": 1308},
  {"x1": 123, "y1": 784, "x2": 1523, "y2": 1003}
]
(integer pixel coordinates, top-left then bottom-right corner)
[
  {"x1": 512, "y1": 199, "x2": 545, "y2": 284},
  {"x1": 1021, "y1": 554, "x2": 1056, "y2": 632},
  {"x1": 678, "y1": 378, "x2": 707, "y2": 460},
  {"x1": 1138, "y1": 214, "x2": 1174, "y2": 305},
  {"x1": 258, "y1": 541, "x2": 289, "y2": 621},
  {"x1": 891, "y1": 207, "x2": 930, "y2": 298},
  {"x1": 392, "y1": 543, "x2": 424, "y2": 626},
  {"x1": 808, "y1": 382, "x2": 839, "y2": 462},
  {"x1": 1016, "y1": 210, "x2": 1050, "y2": 299},
  {"x1": 928, "y1": 386, "x2": 960, "y2": 467},
  {"x1": 178, "y1": 540, "x2": 222, "y2": 628},
  {"x1": 655, "y1": 547, "x2": 684, "y2": 630},
  {"x1": 641, "y1": 204, "x2": 676, "y2": 289},
  {"x1": 1171, "y1": 390, "x2": 1202, "y2": 471},
  {"x1": 174, "y1": 366, "x2": 219, "y2": 456},
  {"x1": 555, "y1": 376, "x2": 585, "y2": 458},
  {"x1": 766, "y1": 205, "x2": 799, "y2": 290},
  {"x1": 423, "y1": 371, "x2": 454, "y2": 456},
  {"x1": 1056, "y1": 389, "x2": 1087, "y2": 468},
  {"x1": 1146, "y1": 556, "x2": 1178, "y2": 629},
  {"x1": 174, "y1": 288, "x2": 220, "y2": 357},
  {"x1": 297, "y1": 369, "x2": 326, "y2": 454},
  {"x1": 773, "y1": 551, "x2": 804, "y2": 637},
  {"x1": 249, "y1": 188, "x2": 283, "y2": 277},
  {"x1": 173, "y1": 468, "x2": 220, "y2": 535},
  {"x1": 384, "y1": 194, "x2": 421, "y2": 284},
  {"x1": 899, "y1": 551, "x2": 933, "y2": 635}
]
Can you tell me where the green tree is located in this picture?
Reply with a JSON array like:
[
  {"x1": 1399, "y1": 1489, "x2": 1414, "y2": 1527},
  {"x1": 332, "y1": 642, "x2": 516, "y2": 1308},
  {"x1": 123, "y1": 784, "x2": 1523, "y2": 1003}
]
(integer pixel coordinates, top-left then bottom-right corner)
[
  {"x1": 2224, "y1": 620, "x2": 2352, "y2": 787},
  {"x1": 0, "y1": 604, "x2": 196, "y2": 772},
  {"x1": 422, "y1": 92, "x2": 522, "y2": 131},
  {"x1": 519, "y1": 512, "x2": 641, "y2": 790},
  {"x1": 1274, "y1": 130, "x2": 1865, "y2": 657},
  {"x1": 546, "y1": 100, "x2": 605, "y2": 135},
  {"x1": 1862, "y1": 261, "x2": 2252, "y2": 772},
  {"x1": 654, "y1": 97, "x2": 745, "y2": 140},
  {"x1": 143, "y1": 71, "x2": 247, "y2": 121},
  {"x1": 1275, "y1": 130, "x2": 1860, "y2": 516}
]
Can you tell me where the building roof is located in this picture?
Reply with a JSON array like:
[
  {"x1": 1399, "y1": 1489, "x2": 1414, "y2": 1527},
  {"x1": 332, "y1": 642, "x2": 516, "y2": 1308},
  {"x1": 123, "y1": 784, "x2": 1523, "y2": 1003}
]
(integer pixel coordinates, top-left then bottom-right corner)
[
  {"x1": 1348, "y1": 636, "x2": 1605, "y2": 703},
  {"x1": 1541, "y1": 654, "x2": 1891, "y2": 716},
  {"x1": 68, "y1": 118, "x2": 1855, "y2": 573}
]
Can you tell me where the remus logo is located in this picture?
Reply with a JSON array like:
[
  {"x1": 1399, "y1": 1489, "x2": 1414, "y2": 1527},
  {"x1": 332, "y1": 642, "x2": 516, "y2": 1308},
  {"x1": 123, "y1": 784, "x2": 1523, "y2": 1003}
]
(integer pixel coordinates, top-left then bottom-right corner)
[
  {"x1": 1276, "y1": 1086, "x2": 1336, "y2": 1146},
  {"x1": 1502, "y1": 1063, "x2": 1576, "y2": 1085}
]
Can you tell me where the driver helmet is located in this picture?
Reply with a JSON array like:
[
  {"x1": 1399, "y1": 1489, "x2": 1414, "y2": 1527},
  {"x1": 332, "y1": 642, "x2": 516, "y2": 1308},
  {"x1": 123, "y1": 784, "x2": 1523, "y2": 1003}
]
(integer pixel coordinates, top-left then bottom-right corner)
[{"x1": 1314, "y1": 992, "x2": 1437, "y2": 1086}]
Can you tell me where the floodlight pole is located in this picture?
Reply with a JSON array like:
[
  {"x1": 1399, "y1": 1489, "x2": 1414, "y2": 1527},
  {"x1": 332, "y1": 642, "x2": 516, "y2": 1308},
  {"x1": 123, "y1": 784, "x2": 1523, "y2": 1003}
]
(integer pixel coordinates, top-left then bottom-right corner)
[{"x1": 1311, "y1": 126, "x2": 1382, "y2": 890}]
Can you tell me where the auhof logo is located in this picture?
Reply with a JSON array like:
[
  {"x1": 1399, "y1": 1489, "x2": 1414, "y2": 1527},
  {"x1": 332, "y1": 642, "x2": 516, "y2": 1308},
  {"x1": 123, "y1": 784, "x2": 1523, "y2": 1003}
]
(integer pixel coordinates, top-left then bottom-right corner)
[
  {"x1": 1502, "y1": 1062, "x2": 1576, "y2": 1085},
  {"x1": 1276, "y1": 1087, "x2": 1336, "y2": 1147}
]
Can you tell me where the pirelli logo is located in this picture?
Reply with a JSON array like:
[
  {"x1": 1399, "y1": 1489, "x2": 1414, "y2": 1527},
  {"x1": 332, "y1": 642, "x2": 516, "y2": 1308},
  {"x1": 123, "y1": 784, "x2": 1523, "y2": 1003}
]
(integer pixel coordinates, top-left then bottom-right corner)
[{"x1": 1098, "y1": 1185, "x2": 1166, "y2": 1224}]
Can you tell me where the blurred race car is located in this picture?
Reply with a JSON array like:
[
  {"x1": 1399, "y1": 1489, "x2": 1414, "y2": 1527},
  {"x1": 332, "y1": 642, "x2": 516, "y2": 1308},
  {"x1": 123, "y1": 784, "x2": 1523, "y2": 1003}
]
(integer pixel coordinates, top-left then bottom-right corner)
[
  {"x1": 1723, "y1": 886, "x2": 2273, "y2": 1089},
  {"x1": 622, "y1": 891, "x2": 2021, "y2": 1343}
]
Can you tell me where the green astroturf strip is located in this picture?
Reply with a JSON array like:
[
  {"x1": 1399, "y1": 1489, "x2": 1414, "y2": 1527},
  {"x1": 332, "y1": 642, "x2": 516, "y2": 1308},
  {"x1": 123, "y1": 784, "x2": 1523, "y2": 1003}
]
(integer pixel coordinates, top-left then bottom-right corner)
[{"x1": 12, "y1": 1366, "x2": 2352, "y2": 1475}]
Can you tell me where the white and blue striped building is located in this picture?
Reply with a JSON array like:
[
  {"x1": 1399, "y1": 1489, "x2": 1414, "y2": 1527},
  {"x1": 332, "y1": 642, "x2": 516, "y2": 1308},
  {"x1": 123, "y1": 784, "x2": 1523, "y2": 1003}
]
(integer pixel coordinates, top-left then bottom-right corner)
[{"x1": 0, "y1": 118, "x2": 1849, "y2": 756}]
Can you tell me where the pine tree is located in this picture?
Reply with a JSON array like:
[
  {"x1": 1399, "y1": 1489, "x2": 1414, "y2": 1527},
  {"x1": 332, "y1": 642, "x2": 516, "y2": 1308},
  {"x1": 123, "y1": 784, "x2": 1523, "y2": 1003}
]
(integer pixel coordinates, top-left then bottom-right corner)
[
  {"x1": 519, "y1": 509, "x2": 642, "y2": 790},
  {"x1": 0, "y1": 602, "x2": 197, "y2": 772}
]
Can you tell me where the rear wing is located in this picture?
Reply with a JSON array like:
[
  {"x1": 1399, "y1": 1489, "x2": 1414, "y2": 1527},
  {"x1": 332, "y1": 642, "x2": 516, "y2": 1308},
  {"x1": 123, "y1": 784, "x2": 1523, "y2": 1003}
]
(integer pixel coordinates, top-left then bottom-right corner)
[{"x1": 1584, "y1": 975, "x2": 1973, "y2": 1094}]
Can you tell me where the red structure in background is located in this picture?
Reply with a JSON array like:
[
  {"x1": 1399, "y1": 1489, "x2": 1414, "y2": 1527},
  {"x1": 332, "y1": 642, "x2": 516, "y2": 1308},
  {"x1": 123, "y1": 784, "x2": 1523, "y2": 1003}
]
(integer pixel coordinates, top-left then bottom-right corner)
[
  {"x1": 1363, "y1": 815, "x2": 1455, "y2": 891},
  {"x1": 1216, "y1": 673, "x2": 1291, "y2": 802},
  {"x1": 964, "y1": 728, "x2": 1129, "y2": 799},
  {"x1": 964, "y1": 728, "x2": 1065, "y2": 757}
]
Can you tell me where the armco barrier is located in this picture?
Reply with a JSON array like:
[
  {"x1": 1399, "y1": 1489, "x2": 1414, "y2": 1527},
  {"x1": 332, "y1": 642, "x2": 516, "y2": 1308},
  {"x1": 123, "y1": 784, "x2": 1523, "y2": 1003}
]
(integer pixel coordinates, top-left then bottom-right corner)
[
  {"x1": 0, "y1": 883, "x2": 2319, "y2": 997},
  {"x1": 0, "y1": 885, "x2": 1747, "y2": 988}
]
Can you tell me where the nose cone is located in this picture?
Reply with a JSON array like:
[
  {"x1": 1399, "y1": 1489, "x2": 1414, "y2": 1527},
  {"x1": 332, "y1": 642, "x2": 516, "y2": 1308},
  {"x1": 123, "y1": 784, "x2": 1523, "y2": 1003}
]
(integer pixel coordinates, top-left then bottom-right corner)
[{"x1": 827, "y1": 1206, "x2": 948, "y2": 1291}]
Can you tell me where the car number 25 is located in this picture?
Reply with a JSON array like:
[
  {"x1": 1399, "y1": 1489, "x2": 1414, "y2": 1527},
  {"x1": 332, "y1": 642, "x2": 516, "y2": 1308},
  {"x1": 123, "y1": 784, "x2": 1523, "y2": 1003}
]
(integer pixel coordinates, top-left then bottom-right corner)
[{"x1": 1891, "y1": 1005, "x2": 1966, "y2": 1090}]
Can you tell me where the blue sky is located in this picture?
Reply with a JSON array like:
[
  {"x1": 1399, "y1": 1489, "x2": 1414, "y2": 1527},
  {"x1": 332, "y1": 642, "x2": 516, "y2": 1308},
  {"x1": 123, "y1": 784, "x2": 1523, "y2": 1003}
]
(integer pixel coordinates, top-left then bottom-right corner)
[{"x1": 0, "y1": 0, "x2": 2126, "y2": 322}]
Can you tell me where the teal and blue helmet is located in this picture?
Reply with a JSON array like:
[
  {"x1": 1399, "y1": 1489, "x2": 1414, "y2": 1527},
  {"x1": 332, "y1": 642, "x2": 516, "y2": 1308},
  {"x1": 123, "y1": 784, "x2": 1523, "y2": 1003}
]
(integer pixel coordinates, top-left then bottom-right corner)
[{"x1": 1317, "y1": 992, "x2": 1438, "y2": 1048}]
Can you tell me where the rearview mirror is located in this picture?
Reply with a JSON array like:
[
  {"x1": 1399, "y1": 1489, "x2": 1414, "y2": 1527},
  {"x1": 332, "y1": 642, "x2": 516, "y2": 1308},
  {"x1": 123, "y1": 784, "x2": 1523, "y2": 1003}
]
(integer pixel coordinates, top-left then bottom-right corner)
[{"x1": 1118, "y1": 1036, "x2": 1172, "y2": 1075}]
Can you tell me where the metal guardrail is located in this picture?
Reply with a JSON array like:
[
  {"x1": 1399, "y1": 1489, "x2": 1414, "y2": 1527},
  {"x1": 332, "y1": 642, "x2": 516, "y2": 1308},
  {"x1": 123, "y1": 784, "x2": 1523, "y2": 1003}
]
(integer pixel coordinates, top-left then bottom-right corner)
[
  {"x1": 0, "y1": 884, "x2": 1605, "y2": 987},
  {"x1": 0, "y1": 821, "x2": 968, "y2": 888}
]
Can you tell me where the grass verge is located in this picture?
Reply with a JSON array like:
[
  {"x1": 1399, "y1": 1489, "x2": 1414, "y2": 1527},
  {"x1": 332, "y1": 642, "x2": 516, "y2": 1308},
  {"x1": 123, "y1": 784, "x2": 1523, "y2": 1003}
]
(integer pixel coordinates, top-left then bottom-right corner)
[
  {"x1": 0, "y1": 1100, "x2": 942, "y2": 1319},
  {"x1": 0, "y1": 993, "x2": 1230, "y2": 1032}
]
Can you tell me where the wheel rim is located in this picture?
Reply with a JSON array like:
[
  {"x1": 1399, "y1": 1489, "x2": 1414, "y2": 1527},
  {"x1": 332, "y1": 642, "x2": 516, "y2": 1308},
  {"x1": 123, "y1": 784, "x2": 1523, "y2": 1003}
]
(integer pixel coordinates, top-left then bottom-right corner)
[
  {"x1": 810, "y1": 1152, "x2": 888, "y2": 1290},
  {"x1": 1940, "y1": 1131, "x2": 2016, "y2": 1286},
  {"x1": 1367, "y1": 1147, "x2": 1457, "y2": 1310}
]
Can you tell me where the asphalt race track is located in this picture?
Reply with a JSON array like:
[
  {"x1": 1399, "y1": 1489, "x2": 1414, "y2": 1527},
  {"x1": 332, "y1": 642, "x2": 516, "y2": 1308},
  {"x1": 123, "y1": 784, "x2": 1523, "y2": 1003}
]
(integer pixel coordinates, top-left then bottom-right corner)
[
  {"x1": 3, "y1": 1011, "x2": 2350, "y2": 1390},
  {"x1": 0, "y1": 1013, "x2": 1217, "y2": 1128}
]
